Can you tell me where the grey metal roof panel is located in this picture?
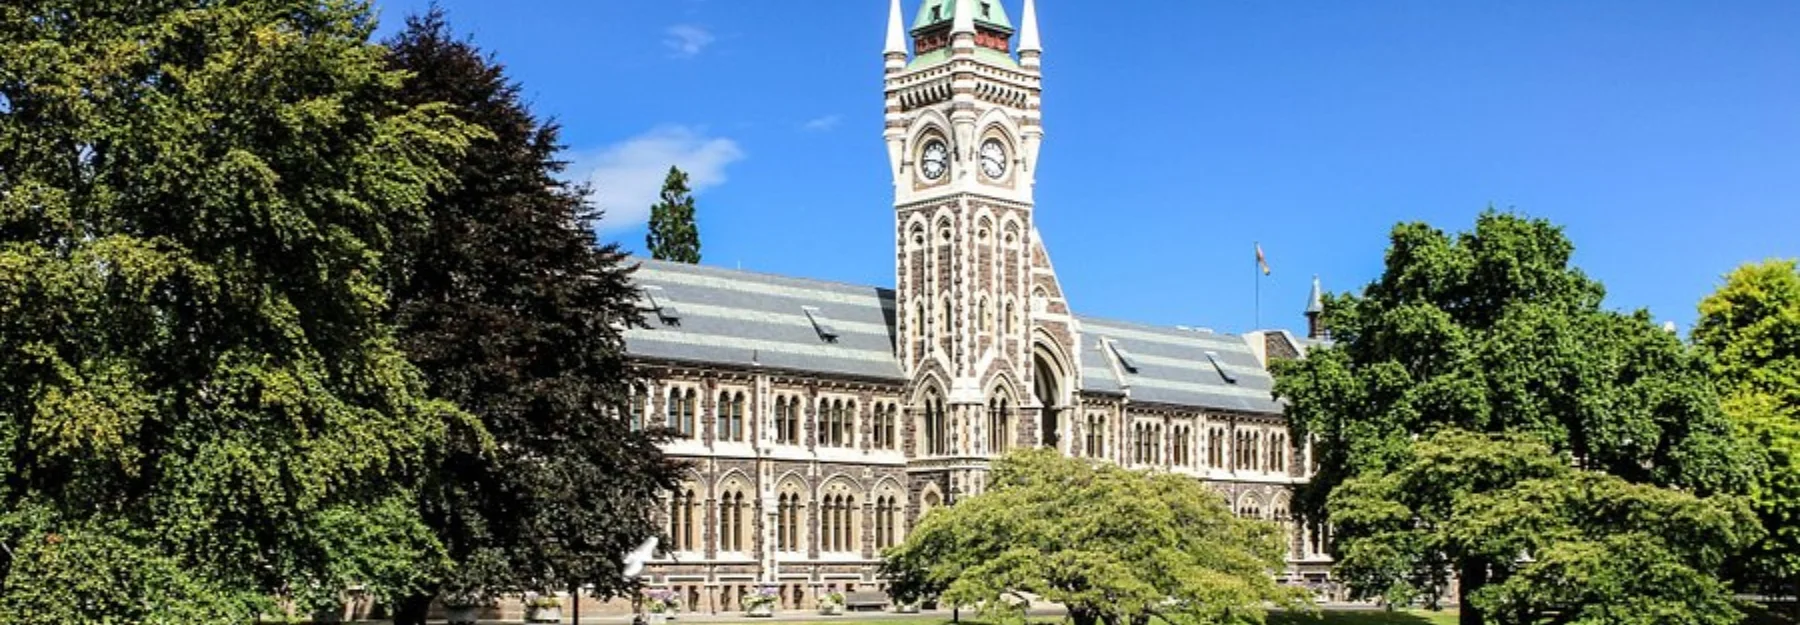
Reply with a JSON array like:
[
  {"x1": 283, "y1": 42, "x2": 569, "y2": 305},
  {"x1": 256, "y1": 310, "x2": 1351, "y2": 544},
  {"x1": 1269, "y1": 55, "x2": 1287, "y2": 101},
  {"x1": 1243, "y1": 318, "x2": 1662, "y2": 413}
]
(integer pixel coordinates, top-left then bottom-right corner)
[
  {"x1": 624, "y1": 259, "x2": 904, "y2": 381},
  {"x1": 1076, "y1": 316, "x2": 1283, "y2": 413},
  {"x1": 619, "y1": 259, "x2": 1286, "y2": 412}
]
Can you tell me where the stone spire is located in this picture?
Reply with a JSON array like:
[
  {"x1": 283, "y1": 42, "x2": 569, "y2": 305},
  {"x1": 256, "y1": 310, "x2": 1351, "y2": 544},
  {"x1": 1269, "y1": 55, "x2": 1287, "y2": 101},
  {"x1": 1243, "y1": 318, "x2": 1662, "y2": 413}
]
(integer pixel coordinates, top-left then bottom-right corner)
[
  {"x1": 1019, "y1": 0, "x2": 1042, "y2": 54},
  {"x1": 1305, "y1": 275, "x2": 1326, "y2": 339},
  {"x1": 884, "y1": 0, "x2": 907, "y2": 71}
]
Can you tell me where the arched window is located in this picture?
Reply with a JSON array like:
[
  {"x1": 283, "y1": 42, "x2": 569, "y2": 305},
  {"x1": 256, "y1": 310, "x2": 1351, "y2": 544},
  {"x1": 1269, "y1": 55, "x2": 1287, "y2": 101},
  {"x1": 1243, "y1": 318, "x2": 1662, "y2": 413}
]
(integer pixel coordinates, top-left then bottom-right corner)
[
  {"x1": 682, "y1": 389, "x2": 697, "y2": 438},
  {"x1": 669, "y1": 485, "x2": 699, "y2": 551},
  {"x1": 978, "y1": 298, "x2": 991, "y2": 334},
  {"x1": 924, "y1": 394, "x2": 948, "y2": 455},
  {"x1": 776, "y1": 480, "x2": 807, "y2": 553},
  {"x1": 718, "y1": 391, "x2": 746, "y2": 443},
  {"x1": 718, "y1": 482, "x2": 750, "y2": 552},
  {"x1": 628, "y1": 388, "x2": 645, "y2": 431},
  {"x1": 775, "y1": 396, "x2": 799, "y2": 445},
  {"x1": 1003, "y1": 301, "x2": 1016, "y2": 336},
  {"x1": 987, "y1": 395, "x2": 1010, "y2": 454}
]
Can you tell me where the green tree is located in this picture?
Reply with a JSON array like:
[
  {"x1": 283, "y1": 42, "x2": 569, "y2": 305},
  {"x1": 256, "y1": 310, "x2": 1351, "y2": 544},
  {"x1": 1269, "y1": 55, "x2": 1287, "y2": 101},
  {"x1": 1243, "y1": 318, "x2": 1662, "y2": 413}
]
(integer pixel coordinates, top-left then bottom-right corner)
[
  {"x1": 1271, "y1": 211, "x2": 1750, "y2": 625},
  {"x1": 1693, "y1": 260, "x2": 1800, "y2": 598},
  {"x1": 1331, "y1": 430, "x2": 1758, "y2": 625},
  {"x1": 645, "y1": 166, "x2": 701, "y2": 263},
  {"x1": 882, "y1": 450, "x2": 1308, "y2": 625},
  {"x1": 0, "y1": 0, "x2": 476, "y2": 621},
  {"x1": 382, "y1": 11, "x2": 681, "y2": 623}
]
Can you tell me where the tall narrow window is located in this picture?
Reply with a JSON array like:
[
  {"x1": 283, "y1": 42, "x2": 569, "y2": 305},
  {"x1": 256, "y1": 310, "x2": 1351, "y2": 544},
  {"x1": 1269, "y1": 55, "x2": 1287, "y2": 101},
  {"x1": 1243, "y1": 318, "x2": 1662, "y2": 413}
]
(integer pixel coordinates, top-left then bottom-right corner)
[
  {"x1": 987, "y1": 397, "x2": 1009, "y2": 453},
  {"x1": 629, "y1": 390, "x2": 645, "y2": 431},
  {"x1": 678, "y1": 389, "x2": 697, "y2": 438}
]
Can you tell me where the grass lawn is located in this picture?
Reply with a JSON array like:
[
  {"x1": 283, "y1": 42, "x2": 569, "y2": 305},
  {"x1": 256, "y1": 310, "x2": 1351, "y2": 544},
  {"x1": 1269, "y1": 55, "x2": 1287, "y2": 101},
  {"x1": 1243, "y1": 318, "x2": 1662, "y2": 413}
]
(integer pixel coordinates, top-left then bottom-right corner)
[
  {"x1": 748, "y1": 610, "x2": 1461, "y2": 625},
  {"x1": 1267, "y1": 610, "x2": 1460, "y2": 625}
]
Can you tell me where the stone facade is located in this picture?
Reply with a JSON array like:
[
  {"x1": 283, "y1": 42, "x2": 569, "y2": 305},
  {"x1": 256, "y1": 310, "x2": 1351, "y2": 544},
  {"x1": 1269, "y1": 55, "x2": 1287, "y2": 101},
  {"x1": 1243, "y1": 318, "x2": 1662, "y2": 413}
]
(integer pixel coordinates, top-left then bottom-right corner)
[{"x1": 615, "y1": 1, "x2": 1335, "y2": 615}]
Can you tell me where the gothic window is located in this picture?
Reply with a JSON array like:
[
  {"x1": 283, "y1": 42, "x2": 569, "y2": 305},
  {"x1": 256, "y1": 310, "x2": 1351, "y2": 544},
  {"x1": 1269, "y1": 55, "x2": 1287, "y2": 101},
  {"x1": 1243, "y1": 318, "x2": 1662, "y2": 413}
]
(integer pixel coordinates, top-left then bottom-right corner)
[
  {"x1": 818, "y1": 483, "x2": 861, "y2": 553},
  {"x1": 717, "y1": 391, "x2": 746, "y2": 443},
  {"x1": 667, "y1": 387, "x2": 697, "y2": 438},
  {"x1": 628, "y1": 388, "x2": 645, "y2": 432},
  {"x1": 1003, "y1": 300, "x2": 1017, "y2": 336},
  {"x1": 987, "y1": 395, "x2": 1010, "y2": 454},
  {"x1": 777, "y1": 480, "x2": 807, "y2": 553},
  {"x1": 939, "y1": 298, "x2": 952, "y2": 335},
  {"x1": 872, "y1": 403, "x2": 898, "y2": 451},
  {"x1": 924, "y1": 393, "x2": 948, "y2": 456},
  {"x1": 718, "y1": 480, "x2": 751, "y2": 552},
  {"x1": 873, "y1": 487, "x2": 904, "y2": 550},
  {"x1": 916, "y1": 302, "x2": 928, "y2": 340},
  {"x1": 668, "y1": 484, "x2": 700, "y2": 551},
  {"x1": 979, "y1": 298, "x2": 991, "y2": 334},
  {"x1": 775, "y1": 396, "x2": 799, "y2": 445}
]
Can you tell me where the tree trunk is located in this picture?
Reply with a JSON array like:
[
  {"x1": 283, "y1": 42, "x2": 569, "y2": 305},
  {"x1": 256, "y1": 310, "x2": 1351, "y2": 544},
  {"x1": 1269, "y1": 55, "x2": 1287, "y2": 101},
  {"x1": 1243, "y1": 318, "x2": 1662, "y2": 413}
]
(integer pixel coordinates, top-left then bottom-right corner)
[
  {"x1": 1069, "y1": 605, "x2": 1100, "y2": 625},
  {"x1": 393, "y1": 592, "x2": 434, "y2": 625},
  {"x1": 1459, "y1": 560, "x2": 1488, "y2": 625}
]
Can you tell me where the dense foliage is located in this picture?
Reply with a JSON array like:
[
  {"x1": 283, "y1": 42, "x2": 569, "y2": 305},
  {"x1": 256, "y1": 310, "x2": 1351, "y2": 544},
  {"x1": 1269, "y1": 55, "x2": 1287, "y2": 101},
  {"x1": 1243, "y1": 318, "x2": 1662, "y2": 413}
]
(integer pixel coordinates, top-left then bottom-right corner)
[
  {"x1": 381, "y1": 10, "x2": 680, "y2": 621},
  {"x1": 1272, "y1": 212, "x2": 1752, "y2": 624},
  {"x1": 646, "y1": 166, "x2": 701, "y2": 263},
  {"x1": 1694, "y1": 260, "x2": 1800, "y2": 597},
  {"x1": 1331, "y1": 430, "x2": 1757, "y2": 625},
  {"x1": 883, "y1": 450, "x2": 1308, "y2": 625},
  {"x1": 0, "y1": 0, "x2": 477, "y2": 621}
]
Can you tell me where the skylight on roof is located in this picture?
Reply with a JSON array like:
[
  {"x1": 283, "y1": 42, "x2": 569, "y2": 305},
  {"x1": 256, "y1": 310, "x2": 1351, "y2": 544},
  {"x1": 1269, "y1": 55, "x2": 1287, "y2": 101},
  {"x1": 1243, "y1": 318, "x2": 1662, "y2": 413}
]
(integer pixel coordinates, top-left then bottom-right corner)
[
  {"x1": 1106, "y1": 339, "x2": 1139, "y2": 374},
  {"x1": 641, "y1": 286, "x2": 681, "y2": 325},
  {"x1": 803, "y1": 306, "x2": 840, "y2": 343},
  {"x1": 1204, "y1": 351, "x2": 1237, "y2": 384}
]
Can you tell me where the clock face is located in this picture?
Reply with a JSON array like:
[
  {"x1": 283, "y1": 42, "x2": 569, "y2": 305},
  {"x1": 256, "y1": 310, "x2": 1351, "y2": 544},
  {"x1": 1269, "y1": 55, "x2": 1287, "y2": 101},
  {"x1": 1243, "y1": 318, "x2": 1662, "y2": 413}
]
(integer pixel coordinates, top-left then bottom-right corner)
[
  {"x1": 920, "y1": 140, "x2": 949, "y2": 181},
  {"x1": 979, "y1": 139, "x2": 1008, "y2": 179}
]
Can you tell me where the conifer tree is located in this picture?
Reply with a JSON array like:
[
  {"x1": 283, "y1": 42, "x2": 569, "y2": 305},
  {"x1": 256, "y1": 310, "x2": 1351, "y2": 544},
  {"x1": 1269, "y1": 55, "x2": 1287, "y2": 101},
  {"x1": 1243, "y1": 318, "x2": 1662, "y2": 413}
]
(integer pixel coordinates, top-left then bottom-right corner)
[
  {"x1": 382, "y1": 11, "x2": 679, "y2": 623},
  {"x1": 646, "y1": 166, "x2": 702, "y2": 263}
]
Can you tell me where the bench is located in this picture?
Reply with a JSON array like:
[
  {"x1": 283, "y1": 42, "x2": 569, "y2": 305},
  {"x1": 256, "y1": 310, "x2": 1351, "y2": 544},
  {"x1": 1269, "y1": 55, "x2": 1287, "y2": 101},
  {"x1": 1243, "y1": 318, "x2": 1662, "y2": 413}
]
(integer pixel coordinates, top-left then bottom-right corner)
[{"x1": 843, "y1": 591, "x2": 889, "y2": 612}]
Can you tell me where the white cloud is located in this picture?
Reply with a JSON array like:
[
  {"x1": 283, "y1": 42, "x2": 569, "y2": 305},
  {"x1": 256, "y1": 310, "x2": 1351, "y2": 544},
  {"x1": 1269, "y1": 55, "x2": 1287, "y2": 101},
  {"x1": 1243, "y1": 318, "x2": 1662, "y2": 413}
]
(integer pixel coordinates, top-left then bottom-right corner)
[
  {"x1": 572, "y1": 126, "x2": 745, "y2": 232},
  {"x1": 664, "y1": 25, "x2": 715, "y2": 58},
  {"x1": 802, "y1": 115, "x2": 842, "y2": 132}
]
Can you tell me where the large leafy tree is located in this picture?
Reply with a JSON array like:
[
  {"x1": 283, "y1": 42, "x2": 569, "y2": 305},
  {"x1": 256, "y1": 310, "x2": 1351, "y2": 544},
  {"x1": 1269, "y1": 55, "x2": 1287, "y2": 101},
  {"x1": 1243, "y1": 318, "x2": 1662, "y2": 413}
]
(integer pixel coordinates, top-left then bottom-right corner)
[
  {"x1": 1693, "y1": 260, "x2": 1800, "y2": 597},
  {"x1": 382, "y1": 11, "x2": 679, "y2": 622},
  {"x1": 882, "y1": 450, "x2": 1308, "y2": 625},
  {"x1": 1332, "y1": 430, "x2": 1758, "y2": 625},
  {"x1": 645, "y1": 166, "x2": 700, "y2": 263},
  {"x1": 1272, "y1": 211, "x2": 1750, "y2": 624},
  {"x1": 0, "y1": 0, "x2": 476, "y2": 621}
]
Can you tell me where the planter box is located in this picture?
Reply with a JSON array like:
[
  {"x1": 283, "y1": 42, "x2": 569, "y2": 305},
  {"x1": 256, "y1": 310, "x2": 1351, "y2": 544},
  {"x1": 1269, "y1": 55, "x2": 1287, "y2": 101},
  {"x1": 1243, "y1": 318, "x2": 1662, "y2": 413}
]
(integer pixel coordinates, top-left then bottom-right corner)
[
  {"x1": 818, "y1": 604, "x2": 844, "y2": 616},
  {"x1": 648, "y1": 612, "x2": 670, "y2": 625},
  {"x1": 526, "y1": 606, "x2": 562, "y2": 623},
  {"x1": 896, "y1": 604, "x2": 920, "y2": 614},
  {"x1": 745, "y1": 603, "x2": 775, "y2": 617}
]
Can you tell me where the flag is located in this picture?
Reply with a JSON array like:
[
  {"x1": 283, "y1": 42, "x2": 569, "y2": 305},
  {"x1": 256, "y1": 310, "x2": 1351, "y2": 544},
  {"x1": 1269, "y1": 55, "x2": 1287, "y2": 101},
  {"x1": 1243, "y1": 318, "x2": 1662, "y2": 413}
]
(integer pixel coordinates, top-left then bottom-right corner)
[{"x1": 1255, "y1": 243, "x2": 1271, "y2": 276}]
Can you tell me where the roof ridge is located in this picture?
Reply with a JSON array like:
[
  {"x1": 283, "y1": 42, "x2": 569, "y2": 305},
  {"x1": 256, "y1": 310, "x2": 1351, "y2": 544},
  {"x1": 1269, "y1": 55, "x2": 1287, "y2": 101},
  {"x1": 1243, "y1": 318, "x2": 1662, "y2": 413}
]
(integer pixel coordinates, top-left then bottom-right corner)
[{"x1": 629, "y1": 256, "x2": 894, "y2": 295}]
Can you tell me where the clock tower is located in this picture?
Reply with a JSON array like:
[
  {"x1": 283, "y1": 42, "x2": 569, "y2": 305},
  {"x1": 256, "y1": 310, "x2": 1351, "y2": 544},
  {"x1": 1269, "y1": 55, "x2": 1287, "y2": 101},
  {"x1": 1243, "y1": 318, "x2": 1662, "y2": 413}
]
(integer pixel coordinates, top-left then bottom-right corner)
[{"x1": 885, "y1": 0, "x2": 1079, "y2": 499}]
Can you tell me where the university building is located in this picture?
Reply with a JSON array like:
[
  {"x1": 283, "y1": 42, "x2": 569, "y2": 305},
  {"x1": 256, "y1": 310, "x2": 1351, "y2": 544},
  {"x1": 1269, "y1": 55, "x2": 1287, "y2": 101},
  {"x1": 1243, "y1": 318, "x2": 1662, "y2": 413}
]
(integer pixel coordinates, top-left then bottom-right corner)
[{"x1": 624, "y1": 0, "x2": 1333, "y2": 614}]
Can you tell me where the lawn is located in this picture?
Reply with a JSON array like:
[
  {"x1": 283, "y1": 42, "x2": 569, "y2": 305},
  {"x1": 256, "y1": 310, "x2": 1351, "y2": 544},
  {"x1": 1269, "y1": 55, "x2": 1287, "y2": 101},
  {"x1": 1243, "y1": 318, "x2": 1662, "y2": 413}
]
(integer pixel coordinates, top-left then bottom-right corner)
[{"x1": 745, "y1": 610, "x2": 1460, "y2": 625}]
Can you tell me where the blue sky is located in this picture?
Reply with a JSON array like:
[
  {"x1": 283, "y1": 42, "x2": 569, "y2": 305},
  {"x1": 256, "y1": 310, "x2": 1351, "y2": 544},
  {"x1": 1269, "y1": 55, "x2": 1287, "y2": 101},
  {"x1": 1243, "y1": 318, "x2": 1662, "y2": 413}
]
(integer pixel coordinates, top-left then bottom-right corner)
[{"x1": 371, "y1": 0, "x2": 1800, "y2": 335}]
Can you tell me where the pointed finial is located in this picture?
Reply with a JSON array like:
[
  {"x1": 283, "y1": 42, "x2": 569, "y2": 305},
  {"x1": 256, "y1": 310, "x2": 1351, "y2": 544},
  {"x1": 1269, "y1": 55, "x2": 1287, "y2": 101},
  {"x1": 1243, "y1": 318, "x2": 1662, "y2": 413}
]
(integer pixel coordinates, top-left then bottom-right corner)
[
  {"x1": 884, "y1": 0, "x2": 906, "y2": 57},
  {"x1": 1019, "y1": 0, "x2": 1041, "y2": 53},
  {"x1": 1306, "y1": 274, "x2": 1324, "y2": 315},
  {"x1": 952, "y1": 0, "x2": 976, "y2": 35}
]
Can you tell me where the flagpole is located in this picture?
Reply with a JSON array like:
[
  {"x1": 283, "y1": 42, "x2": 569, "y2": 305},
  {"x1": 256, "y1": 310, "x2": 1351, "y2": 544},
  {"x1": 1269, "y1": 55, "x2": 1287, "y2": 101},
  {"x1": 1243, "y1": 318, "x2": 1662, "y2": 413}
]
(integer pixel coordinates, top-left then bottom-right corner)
[{"x1": 1254, "y1": 241, "x2": 1261, "y2": 329}]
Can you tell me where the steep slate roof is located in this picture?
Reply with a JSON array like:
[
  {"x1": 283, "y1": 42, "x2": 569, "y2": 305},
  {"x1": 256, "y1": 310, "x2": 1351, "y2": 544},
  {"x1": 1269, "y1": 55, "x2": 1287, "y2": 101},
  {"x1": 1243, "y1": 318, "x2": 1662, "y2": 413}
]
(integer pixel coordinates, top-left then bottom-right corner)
[
  {"x1": 624, "y1": 258, "x2": 1282, "y2": 414},
  {"x1": 626, "y1": 259, "x2": 903, "y2": 381}
]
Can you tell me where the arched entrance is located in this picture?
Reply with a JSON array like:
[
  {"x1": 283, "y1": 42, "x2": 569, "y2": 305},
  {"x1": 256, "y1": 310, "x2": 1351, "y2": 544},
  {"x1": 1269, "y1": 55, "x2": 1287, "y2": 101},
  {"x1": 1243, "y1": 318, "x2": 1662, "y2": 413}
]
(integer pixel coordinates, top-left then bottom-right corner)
[{"x1": 1032, "y1": 341, "x2": 1067, "y2": 450}]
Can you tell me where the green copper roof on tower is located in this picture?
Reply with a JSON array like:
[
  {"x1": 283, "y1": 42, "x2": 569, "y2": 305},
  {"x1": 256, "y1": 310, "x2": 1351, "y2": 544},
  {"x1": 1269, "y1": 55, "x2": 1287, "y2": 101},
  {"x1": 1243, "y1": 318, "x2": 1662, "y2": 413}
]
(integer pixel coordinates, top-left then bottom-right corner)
[{"x1": 912, "y1": 0, "x2": 1013, "y2": 33}]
